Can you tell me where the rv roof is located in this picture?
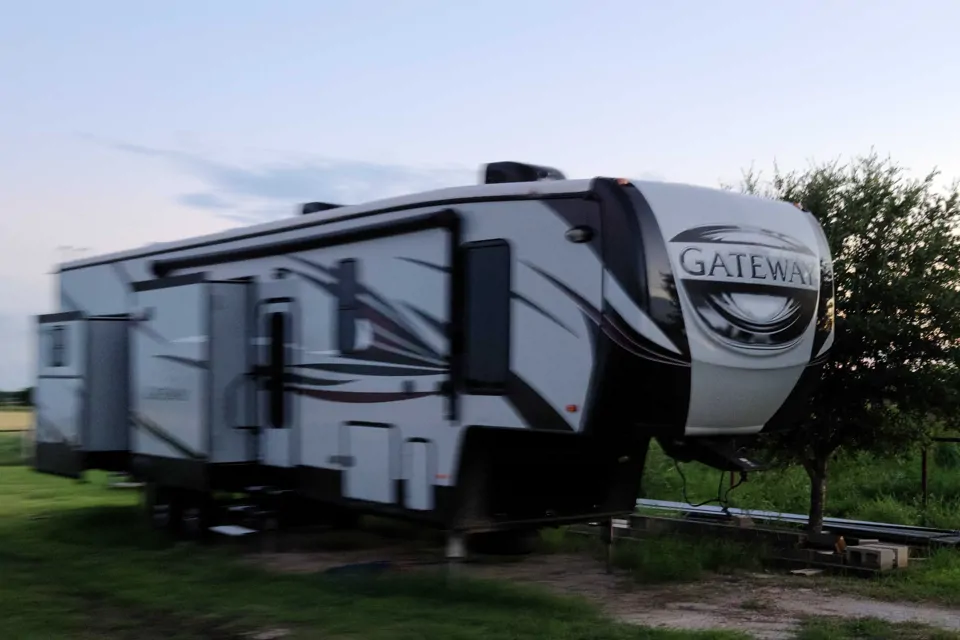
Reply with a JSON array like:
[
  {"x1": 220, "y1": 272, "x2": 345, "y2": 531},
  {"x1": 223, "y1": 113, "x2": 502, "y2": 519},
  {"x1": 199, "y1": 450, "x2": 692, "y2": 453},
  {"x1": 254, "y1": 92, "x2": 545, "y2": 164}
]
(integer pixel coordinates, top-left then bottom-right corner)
[{"x1": 60, "y1": 178, "x2": 596, "y2": 271}]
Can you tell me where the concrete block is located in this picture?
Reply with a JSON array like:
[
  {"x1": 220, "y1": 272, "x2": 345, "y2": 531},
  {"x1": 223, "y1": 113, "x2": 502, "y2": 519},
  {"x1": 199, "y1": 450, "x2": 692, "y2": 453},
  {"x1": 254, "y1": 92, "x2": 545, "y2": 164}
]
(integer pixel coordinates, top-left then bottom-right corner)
[
  {"x1": 862, "y1": 543, "x2": 909, "y2": 568},
  {"x1": 845, "y1": 545, "x2": 895, "y2": 571}
]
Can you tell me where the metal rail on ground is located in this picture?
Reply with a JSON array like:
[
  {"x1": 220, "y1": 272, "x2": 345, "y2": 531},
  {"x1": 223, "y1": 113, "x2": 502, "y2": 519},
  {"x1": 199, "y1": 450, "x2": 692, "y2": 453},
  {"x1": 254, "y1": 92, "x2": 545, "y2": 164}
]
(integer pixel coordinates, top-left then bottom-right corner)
[{"x1": 635, "y1": 498, "x2": 960, "y2": 548}]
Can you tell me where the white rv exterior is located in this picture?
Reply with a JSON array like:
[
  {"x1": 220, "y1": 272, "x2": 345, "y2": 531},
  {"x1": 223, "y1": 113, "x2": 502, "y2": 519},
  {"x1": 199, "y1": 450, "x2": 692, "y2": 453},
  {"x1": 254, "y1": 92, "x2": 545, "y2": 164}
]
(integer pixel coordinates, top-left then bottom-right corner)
[{"x1": 33, "y1": 162, "x2": 835, "y2": 533}]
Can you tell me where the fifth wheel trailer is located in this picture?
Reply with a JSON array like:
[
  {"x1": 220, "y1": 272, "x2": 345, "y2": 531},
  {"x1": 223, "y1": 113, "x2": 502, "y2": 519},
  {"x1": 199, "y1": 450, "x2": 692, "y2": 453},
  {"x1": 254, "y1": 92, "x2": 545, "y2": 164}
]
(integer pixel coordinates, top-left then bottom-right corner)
[{"x1": 32, "y1": 160, "x2": 835, "y2": 539}]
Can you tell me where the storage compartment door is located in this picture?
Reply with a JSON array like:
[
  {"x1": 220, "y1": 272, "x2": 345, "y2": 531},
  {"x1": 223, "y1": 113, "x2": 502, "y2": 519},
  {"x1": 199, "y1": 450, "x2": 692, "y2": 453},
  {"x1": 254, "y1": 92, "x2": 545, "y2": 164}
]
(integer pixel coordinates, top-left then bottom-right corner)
[
  {"x1": 34, "y1": 312, "x2": 86, "y2": 478},
  {"x1": 342, "y1": 422, "x2": 398, "y2": 504},
  {"x1": 403, "y1": 438, "x2": 435, "y2": 511}
]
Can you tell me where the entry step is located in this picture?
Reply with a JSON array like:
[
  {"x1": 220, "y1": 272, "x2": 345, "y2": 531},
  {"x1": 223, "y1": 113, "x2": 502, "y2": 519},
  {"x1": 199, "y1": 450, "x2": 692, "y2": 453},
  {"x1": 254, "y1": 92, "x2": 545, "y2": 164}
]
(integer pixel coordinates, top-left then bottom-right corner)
[{"x1": 209, "y1": 525, "x2": 259, "y2": 537}]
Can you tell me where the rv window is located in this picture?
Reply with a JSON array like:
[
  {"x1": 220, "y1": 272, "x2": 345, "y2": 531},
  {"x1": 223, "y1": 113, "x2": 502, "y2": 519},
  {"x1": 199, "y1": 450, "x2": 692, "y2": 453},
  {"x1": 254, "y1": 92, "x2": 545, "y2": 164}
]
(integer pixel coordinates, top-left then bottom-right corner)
[
  {"x1": 268, "y1": 311, "x2": 287, "y2": 429},
  {"x1": 338, "y1": 259, "x2": 359, "y2": 353},
  {"x1": 462, "y1": 240, "x2": 511, "y2": 393},
  {"x1": 49, "y1": 325, "x2": 67, "y2": 368}
]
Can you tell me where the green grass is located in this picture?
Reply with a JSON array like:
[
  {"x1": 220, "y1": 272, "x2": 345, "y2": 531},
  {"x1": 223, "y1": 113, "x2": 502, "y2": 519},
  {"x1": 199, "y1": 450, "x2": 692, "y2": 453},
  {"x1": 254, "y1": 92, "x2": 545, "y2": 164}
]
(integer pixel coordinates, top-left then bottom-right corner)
[
  {"x1": 642, "y1": 441, "x2": 960, "y2": 529},
  {"x1": 0, "y1": 435, "x2": 745, "y2": 640},
  {"x1": 831, "y1": 548, "x2": 960, "y2": 607},
  {"x1": 0, "y1": 430, "x2": 25, "y2": 465},
  {"x1": 537, "y1": 526, "x2": 762, "y2": 583},
  {"x1": 796, "y1": 616, "x2": 960, "y2": 639},
  {"x1": 10, "y1": 427, "x2": 960, "y2": 638}
]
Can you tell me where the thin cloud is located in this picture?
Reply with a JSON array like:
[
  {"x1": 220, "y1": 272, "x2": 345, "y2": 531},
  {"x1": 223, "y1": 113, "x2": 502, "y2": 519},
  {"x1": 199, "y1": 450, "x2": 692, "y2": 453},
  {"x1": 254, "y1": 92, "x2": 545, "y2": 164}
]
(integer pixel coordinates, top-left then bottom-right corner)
[
  {"x1": 176, "y1": 192, "x2": 235, "y2": 210},
  {"x1": 104, "y1": 139, "x2": 671, "y2": 223},
  {"x1": 107, "y1": 141, "x2": 475, "y2": 222}
]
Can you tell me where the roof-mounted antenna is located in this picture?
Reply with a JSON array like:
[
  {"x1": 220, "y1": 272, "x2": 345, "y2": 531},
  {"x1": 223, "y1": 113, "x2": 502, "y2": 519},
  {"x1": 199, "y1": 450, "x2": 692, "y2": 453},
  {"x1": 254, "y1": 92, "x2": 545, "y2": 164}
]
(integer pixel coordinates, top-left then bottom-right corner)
[{"x1": 481, "y1": 161, "x2": 566, "y2": 185}]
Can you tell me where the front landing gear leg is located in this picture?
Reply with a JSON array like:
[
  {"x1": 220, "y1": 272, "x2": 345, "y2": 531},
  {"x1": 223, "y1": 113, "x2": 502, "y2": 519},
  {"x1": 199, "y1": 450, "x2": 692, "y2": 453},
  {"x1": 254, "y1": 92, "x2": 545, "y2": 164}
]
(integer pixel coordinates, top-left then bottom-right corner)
[
  {"x1": 601, "y1": 518, "x2": 613, "y2": 574},
  {"x1": 446, "y1": 530, "x2": 466, "y2": 579}
]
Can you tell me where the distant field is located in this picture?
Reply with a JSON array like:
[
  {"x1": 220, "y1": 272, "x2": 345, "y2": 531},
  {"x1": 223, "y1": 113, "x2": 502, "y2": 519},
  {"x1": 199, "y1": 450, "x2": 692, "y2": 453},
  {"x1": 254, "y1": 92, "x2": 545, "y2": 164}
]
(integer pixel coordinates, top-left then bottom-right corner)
[{"x1": 0, "y1": 409, "x2": 31, "y2": 431}]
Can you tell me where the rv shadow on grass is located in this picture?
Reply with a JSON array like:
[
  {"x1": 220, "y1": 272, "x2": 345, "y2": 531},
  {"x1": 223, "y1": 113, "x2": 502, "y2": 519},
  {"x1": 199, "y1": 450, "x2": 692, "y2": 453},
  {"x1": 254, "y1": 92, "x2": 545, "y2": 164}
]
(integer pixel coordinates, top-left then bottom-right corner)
[{"x1": 1, "y1": 465, "x2": 748, "y2": 639}]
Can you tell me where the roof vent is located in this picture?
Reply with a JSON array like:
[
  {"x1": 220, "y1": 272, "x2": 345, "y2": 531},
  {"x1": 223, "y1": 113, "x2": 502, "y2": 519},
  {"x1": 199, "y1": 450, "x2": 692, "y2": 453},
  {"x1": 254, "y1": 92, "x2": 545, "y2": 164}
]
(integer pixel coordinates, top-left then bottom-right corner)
[
  {"x1": 482, "y1": 161, "x2": 566, "y2": 185},
  {"x1": 301, "y1": 202, "x2": 342, "y2": 215}
]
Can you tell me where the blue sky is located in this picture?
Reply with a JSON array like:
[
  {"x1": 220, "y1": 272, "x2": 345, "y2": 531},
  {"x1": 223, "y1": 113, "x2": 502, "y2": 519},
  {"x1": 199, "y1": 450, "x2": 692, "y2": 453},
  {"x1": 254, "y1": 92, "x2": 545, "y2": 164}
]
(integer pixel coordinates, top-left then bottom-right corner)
[{"x1": 1, "y1": 0, "x2": 959, "y2": 388}]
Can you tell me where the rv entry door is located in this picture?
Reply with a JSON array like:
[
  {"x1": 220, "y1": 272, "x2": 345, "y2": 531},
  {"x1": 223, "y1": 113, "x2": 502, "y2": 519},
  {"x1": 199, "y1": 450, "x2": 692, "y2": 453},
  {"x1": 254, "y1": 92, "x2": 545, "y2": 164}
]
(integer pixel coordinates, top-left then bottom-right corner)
[{"x1": 256, "y1": 271, "x2": 300, "y2": 469}]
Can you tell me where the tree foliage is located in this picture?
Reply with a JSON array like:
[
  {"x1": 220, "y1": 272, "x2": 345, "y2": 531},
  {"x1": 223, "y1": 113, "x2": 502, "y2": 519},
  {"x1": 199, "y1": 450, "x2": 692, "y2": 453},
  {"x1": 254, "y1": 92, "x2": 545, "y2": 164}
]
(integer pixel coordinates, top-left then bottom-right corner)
[
  {"x1": 0, "y1": 388, "x2": 32, "y2": 406},
  {"x1": 736, "y1": 151, "x2": 960, "y2": 530}
]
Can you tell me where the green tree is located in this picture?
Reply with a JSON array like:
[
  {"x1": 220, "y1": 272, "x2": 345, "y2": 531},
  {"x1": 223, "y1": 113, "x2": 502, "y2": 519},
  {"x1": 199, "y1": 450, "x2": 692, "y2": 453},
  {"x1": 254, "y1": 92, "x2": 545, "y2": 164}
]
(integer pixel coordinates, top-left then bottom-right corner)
[
  {"x1": 15, "y1": 387, "x2": 33, "y2": 407},
  {"x1": 736, "y1": 152, "x2": 960, "y2": 532}
]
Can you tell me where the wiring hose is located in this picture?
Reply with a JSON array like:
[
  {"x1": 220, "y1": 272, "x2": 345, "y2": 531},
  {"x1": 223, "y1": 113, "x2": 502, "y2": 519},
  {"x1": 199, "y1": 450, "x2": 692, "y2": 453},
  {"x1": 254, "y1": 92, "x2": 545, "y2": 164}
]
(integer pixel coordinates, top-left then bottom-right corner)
[{"x1": 673, "y1": 459, "x2": 747, "y2": 513}]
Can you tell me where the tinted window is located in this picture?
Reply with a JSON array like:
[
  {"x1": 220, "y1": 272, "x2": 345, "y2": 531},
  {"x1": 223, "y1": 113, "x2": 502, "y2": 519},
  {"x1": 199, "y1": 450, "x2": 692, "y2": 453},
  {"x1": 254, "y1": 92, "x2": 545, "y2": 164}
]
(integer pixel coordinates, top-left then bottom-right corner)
[
  {"x1": 268, "y1": 311, "x2": 287, "y2": 428},
  {"x1": 463, "y1": 240, "x2": 511, "y2": 393},
  {"x1": 49, "y1": 325, "x2": 67, "y2": 368},
  {"x1": 338, "y1": 259, "x2": 359, "y2": 353}
]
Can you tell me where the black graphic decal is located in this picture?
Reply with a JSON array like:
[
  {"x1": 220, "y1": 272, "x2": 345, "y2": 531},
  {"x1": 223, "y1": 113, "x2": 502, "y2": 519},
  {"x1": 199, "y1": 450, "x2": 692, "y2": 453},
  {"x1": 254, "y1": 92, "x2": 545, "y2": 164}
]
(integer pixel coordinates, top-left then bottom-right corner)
[
  {"x1": 111, "y1": 262, "x2": 135, "y2": 291},
  {"x1": 297, "y1": 362, "x2": 445, "y2": 377},
  {"x1": 803, "y1": 213, "x2": 836, "y2": 361},
  {"x1": 133, "y1": 321, "x2": 171, "y2": 346},
  {"x1": 602, "y1": 304, "x2": 690, "y2": 367},
  {"x1": 624, "y1": 185, "x2": 690, "y2": 359},
  {"x1": 288, "y1": 256, "x2": 444, "y2": 364},
  {"x1": 281, "y1": 254, "x2": 598, "y2": 426},
  {"x1": 512, "y1": 292, "x2": 578, "y2": 337},
  {"x1": 154, "y1": 355, "x2": 208, "y2": 370},
  {"x1": 400, "y1": 254, "x2": 579, "y2": 338},
  {"x1": 671, "y1": 225, "x2": 816, "y2": 255},
  {"x1": 505, "y1": 373, "x2": 574, "y2": 432},
  {"x1": 131, "y1": 412, "x2": 205, "y2": 460},
  {"x1": 373, "y1": 330, "x2": 438, "y2": 361},
  {"x1": 523, "y1": 260, "x2": 689, "y2": 366},
  {"x1": 402, "y1": 302, "x2": 447, "y2": 338},
  {"x1": 522, "y1": 261, "x2": 602, "y2": 325},
  {"x1": 290, "y1": 386, "x2": 438, "y2": 403},
  {"x1": 397, "y1": 256, "x2": 450, "y2": 273},
  {"x1": 286, "y1": 373, "x2": 355, "y2": 387}
]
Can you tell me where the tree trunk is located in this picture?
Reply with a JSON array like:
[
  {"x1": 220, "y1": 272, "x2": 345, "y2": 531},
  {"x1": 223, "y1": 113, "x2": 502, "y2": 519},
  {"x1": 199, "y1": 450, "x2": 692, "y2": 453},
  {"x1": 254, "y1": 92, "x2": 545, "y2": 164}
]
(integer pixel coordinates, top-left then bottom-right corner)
[{"x1": 804, "y1": 456, "x2": 829, "y2": 534}]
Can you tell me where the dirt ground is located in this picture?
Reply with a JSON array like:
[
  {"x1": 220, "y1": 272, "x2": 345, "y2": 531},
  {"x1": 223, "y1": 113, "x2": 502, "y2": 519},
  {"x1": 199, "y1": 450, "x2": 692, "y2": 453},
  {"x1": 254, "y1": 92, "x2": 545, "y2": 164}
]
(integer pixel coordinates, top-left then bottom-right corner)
[
  {"x1": 250, "y1": 537, "x2": 960, "y2": 640},
  {"x1": 472, "y1": 554, "x2": 960, "y2": 639}
]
